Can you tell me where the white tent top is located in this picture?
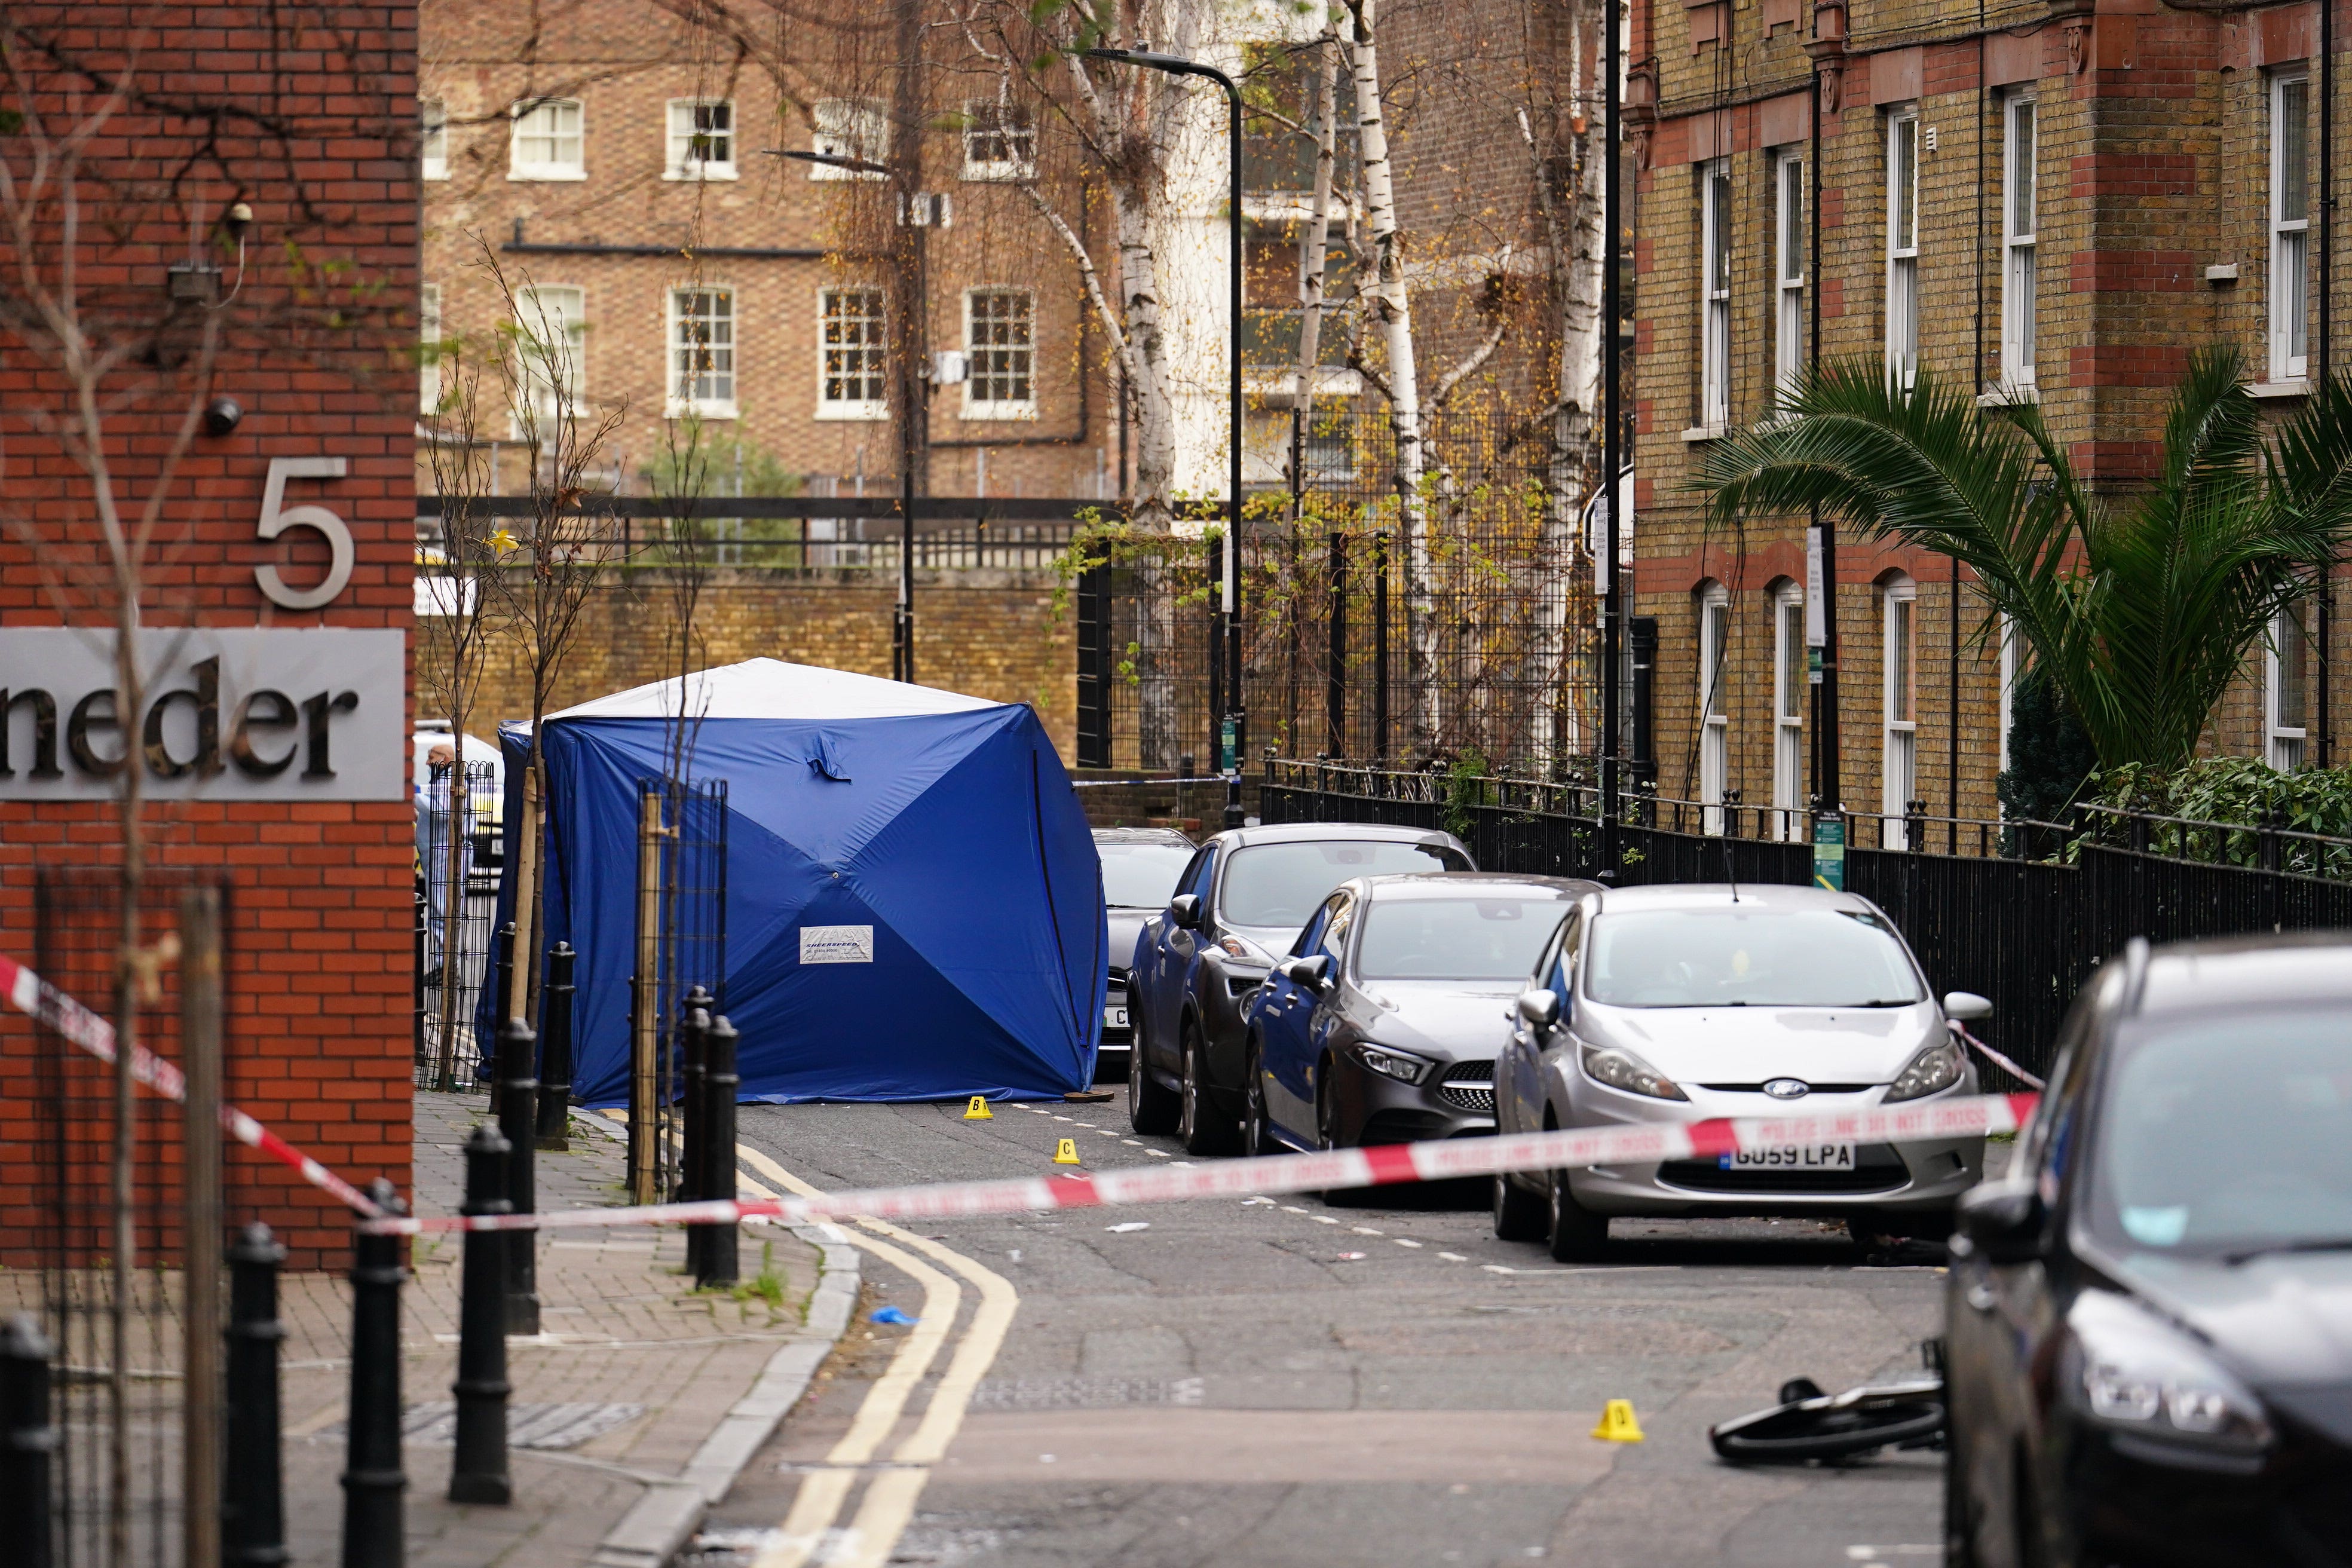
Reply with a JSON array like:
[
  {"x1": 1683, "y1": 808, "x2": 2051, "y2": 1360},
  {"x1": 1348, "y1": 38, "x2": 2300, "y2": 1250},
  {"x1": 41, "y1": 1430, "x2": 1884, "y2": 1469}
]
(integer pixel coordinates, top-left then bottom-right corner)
[{"x1": 543, "y1": 658, "x2": 1002, "y2": 724}]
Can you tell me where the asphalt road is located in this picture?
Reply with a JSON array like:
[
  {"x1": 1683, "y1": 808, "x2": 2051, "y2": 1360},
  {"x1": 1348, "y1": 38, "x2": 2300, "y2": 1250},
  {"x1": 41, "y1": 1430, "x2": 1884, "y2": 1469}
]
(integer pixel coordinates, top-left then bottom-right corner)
[{"x1": 696, "y1": 1093, "x2": 1956, "y2": 1568}]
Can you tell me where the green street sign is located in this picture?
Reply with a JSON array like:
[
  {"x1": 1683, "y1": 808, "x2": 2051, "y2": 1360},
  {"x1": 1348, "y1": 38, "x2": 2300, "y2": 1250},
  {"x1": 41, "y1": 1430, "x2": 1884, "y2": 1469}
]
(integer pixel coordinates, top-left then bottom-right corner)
[
  {"x1": 1220, "y1": 715, "x2": 1238, "y2": 773},
  {"x1": 1811, "y1": 816, "x2": 1846, "y2": 891}
]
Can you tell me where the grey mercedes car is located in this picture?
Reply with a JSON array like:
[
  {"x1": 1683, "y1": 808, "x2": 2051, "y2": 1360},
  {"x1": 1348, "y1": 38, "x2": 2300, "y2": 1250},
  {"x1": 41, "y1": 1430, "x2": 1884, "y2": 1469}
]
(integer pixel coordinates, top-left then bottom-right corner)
[
  {"x1": 1126, "y1": 822, "x2": 1474, "y2": 1152},
  {"x1": 1492, "y1": 883, "x2": 1989, "y2": 1260},
  {"x1": 1240, "y1": 872, "x2": 1601, "y2": 1154}
]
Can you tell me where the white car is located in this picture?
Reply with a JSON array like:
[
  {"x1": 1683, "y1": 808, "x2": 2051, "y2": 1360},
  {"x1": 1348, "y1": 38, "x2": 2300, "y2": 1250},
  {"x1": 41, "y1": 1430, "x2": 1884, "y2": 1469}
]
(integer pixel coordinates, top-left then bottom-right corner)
[{"x1": 1492, "y1": 882, "x2": 1988, "y2": 1260}]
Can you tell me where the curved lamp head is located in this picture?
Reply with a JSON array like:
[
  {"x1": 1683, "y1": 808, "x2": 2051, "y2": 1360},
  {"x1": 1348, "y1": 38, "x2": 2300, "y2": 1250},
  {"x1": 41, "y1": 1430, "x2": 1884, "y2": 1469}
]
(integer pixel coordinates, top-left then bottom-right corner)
[{"x1": 1084, "y1": 45, "x2": 1204, "y2": 76}]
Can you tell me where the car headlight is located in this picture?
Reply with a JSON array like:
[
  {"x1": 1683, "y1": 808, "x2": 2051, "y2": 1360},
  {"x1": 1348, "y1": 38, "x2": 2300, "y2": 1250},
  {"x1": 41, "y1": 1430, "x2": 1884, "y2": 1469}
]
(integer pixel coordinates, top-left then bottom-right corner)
[
  {"x1": 2065, "y1": 1294, "x2": 2272, "y2": 1457},
  {"x1": 1217, "y1": 935, "x2": 1272, "y2": 966},
  {"x1": 1882, "y1": 1038, "x2": 1966, "y2": 1102},
  {"x1": 1354, "y1": 1043, "x2": 1434, "y2": 1085},
  {"x1": 1579, "y1": 1043, "x2": 1689, "y2": 1101}
]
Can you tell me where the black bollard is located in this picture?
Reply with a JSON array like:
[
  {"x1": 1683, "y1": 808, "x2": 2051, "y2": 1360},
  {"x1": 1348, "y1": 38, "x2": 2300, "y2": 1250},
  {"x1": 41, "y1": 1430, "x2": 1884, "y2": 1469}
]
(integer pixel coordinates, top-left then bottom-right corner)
[
  {"x1": 486, "y1": 922, "x2": 515, "y2": 1108},
  {"x1": 342, "y1": 1179, "x2": 407, "y2": 1568},
  {"x1": 1, "y1": 1314, "x2": 53, "y2": 1568},
  {"x1": 224, "y1": 1223, "x2": 288, "y2": 1567},
  {"x1": 495, "y1": 1018, "x2": 541, "y2": 1336},
  {"x1": 534, "y1": 944, "x2": 575, "y2": 1152},
  {"x1": 678, "y1": 996, "x2": 712, "y2": 1273},
  {"x1": 698, "y1": 1014, "x2": 742, "y2": 1287},
  {"x1": 448, "y1": 1127, "x2": 513, "y2": 1505}
]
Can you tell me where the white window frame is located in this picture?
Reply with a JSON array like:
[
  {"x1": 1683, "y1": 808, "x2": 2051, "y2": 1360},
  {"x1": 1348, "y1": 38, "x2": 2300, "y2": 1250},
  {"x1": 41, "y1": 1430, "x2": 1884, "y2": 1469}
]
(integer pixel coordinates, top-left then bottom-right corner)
[
  {"x1": 421, "y1": 98, "x2": 448, "y2": 181},
  {"x1": 1700, "y1": 160, "x2": 1732, "y2": 430},
  {"x1": 2267, "y1": 598, "x2": 2311, "y2": 770},
  {"x1": 1698, "y1": 580, "x2": 1731, "y2": 835},
  {"x1": 2271, "y1": 71, "x2": 2312, "y2": 382},
  {"x1": 419, "y1": 281, "x2": 443, "y2": 415},
  {"x1": 810, "y1": 99, "x2": 890, "y2": 180},
  {"x1": 667, "y1": 286, "x2": 737, "y2": 419},
  {"x1": 508, "y1": 97, "x2": 585, "y2": 182},
  {"x1": 510, "y1": 284, "x2": 585, "y2": 432},
  {"x1": 961, "y1": 100, "x2": 1037, "y2": 182},
  {"x1": 1881, "y1": 574, "x2": 1918, "y2": 847},
  {"x1": 1772, "y1": 579, "x2": 1806, "y2": 840},
  {"x1": 1774, "y1": 149, "x2": 1805, "y2": 409},
  {"x1": 2002, "y1": 94, "x2": 2037, "y2": 389},
  {"x1": 817, "y1": 287, "x2": 890, "y2": 419},
  {"x1": 1885, "y1": 106, "x2": 1920, "y2": 386},
  {"x1": 666, "y1": 99, "x2": 736, "y2": 180},
  {"x1": 963, "y1": 287, "x2": 1037, "y2": 419}
]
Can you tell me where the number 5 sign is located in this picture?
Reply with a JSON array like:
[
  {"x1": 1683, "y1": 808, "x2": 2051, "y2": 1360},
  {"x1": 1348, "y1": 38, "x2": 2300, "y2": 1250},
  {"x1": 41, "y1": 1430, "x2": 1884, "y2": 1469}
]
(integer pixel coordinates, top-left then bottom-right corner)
[{"x1": 255, "y1": 456, "x2": 354, "y2": 611}]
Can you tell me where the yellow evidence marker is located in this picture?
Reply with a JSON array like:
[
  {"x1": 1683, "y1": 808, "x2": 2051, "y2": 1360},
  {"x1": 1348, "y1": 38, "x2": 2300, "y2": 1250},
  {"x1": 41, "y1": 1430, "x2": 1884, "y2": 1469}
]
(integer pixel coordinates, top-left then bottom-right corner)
[
  {"x1": 1053, "y1": 1137, "x2": 1082, "y2": 1165},
  {"x1": 1591, "y1": 1399, "x2": 1645, "y2": 1443},
  {"x1": 964, "y1": 1095, "x2": 994, "y2": 1120}
]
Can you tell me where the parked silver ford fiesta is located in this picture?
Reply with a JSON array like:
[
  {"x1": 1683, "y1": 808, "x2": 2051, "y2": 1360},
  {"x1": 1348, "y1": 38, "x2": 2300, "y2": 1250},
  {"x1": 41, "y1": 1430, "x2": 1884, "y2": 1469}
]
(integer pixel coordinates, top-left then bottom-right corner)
[{"x1": 1492, "y1": 883, "x2": 1988, "y2": 1260}]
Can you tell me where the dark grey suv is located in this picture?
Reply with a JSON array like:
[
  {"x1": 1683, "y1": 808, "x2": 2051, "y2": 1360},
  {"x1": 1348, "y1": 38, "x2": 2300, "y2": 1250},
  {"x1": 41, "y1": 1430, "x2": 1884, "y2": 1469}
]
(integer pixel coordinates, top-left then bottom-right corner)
[{"x1": 1125, "y1": 822, "x2": 1473, "y2": 1152}]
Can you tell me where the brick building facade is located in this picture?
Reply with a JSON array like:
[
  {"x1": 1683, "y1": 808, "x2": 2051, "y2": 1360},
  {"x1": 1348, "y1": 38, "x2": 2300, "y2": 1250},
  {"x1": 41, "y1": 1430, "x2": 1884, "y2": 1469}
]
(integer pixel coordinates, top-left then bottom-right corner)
[
  {"x1": 0, "y1": 6, "x2": 421, "y2": 1269},
  {"x1": 1630, "y1": 0, "x2": 2350, "y2": 835}
]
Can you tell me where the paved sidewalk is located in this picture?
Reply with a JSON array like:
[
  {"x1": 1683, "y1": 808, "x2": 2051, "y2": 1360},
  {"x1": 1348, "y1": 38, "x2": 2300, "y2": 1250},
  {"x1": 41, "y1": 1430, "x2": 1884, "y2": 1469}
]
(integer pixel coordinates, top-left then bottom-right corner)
[{"x1": 259, "y1": 1092, "x2": 853, "y2": 1566}]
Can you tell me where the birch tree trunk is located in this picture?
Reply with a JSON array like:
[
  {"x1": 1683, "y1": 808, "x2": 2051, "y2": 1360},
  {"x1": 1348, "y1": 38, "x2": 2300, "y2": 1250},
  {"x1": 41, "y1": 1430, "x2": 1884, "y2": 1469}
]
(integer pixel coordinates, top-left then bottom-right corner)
[
  {"x1": 1291, "y1": 29, "x2": 1340, "y2": 489},
  {"x1": 1344, "y1": 0, "x2": 1437, "y2": 758}
]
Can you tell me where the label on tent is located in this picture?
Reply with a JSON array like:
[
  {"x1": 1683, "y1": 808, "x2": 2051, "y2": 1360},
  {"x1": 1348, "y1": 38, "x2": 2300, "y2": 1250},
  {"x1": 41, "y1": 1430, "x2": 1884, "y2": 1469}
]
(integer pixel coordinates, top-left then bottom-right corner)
[{"x1": 800, "y1": 924, "x2": 875, "y2": 964}]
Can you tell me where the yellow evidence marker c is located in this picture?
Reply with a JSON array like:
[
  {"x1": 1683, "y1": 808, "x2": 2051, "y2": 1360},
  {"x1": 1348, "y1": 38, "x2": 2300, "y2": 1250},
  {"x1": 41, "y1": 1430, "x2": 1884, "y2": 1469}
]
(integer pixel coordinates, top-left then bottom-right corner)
[
  {"x1": 1591, "y1": 1399, "x2": 1645, "y2": 1443},
  {"x1": 964, "y1": 1095, "x2": 993, "y2": 1120},
  {"x1": 1053, "y1": 1137, "x2": 1082, "y2": 1165}
]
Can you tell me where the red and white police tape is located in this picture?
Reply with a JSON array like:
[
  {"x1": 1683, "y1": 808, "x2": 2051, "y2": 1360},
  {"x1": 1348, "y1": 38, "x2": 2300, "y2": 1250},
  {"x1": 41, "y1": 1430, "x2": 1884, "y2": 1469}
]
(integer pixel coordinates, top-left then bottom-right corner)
[
  {"x1": 0, "y1": 952, "x2": 388, "y2": 1220},
  {"x1": 361, "y1": 1089, "x2": 2039, "y2": 1237}
]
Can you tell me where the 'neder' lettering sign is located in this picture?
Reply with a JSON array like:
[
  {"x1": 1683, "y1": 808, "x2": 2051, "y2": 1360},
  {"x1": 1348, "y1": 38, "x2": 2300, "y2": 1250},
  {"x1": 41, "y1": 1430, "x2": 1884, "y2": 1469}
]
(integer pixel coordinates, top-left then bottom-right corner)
[{"x1": 0, "y1": 627, "x2": 405, "y2": 801}]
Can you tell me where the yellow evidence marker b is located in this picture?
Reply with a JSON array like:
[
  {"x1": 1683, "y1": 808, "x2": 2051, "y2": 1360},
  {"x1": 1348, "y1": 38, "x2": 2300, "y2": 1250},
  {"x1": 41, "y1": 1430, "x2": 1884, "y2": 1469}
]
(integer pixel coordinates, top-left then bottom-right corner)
[
  {"x1": 1591, "y1": 1399, "x2": 1645, "y2": 1443},
  {"x1": 1053, "y1": 1137, "x2": 1082, "y2": 1165},
  {"x1": 964, "y1": 1095, "x2": 993, "y2": 1120}
]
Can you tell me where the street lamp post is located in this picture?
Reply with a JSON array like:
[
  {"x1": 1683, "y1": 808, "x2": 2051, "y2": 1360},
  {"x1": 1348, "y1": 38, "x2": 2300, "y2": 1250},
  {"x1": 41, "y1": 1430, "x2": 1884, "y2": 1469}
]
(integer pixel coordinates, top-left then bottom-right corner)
[
  {"x1": 768, "y1": 145, "x2": 952, "y2": 684},
  {"x1": 1084, "y1": 44, "x2": 1248, "y2": 827}
]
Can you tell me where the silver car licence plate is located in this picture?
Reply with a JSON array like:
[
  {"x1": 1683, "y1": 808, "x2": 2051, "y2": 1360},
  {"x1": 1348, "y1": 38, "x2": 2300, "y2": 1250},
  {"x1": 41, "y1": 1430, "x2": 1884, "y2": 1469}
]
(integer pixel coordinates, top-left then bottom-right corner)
[{"x1": 1721, "y1": 1143, "x2": 1855, "y2": 1171}]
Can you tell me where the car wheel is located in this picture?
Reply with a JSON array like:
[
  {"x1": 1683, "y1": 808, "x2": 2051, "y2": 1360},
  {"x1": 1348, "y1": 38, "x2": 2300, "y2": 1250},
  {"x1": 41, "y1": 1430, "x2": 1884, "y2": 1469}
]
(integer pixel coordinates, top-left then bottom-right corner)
[
  {"x1": 1545, "y1": 1165, "x2": 1609, "y2": 1262},
  {"x1": 1241, "y1": 1038, "x2": 1275, "y2": 1156},
  {"x1": 1493, "y1": 1172, "x2": 1546, "y2": 1242},
  {"x1": 1178, "y1": 1018, "x2": 1235, "y2": 1156},
  {"x1": 1128, "y1": 1018, "x2": 1179, "y2": 1135}
]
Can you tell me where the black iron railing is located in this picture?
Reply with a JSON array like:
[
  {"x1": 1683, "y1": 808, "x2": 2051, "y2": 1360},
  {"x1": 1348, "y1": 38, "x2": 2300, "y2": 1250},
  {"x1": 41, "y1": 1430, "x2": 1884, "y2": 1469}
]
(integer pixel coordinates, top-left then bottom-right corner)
[{"x1": 1258, "y1": 759, "x2": 2352, "y2": 1086}]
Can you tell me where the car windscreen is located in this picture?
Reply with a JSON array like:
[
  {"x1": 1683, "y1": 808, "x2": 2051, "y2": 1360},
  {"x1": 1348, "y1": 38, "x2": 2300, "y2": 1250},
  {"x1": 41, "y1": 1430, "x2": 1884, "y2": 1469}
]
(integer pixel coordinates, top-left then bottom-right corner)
[
  {"x1": 1099, "y1": 843, "x2": 1195, "y2": 908},
  {"x1": 1354, "y1": 898, "x2": 1564, "y2": 982},
  {"x1": 1218, "y1": 841, "x2": 1466, "y2": 929},
  {"x1": 2088, "y1": 1007, "x2": 2352, "y2": 1261},
  {"x1": 1583, "y1": 908, "x2": 1924, "y2": 1007}
]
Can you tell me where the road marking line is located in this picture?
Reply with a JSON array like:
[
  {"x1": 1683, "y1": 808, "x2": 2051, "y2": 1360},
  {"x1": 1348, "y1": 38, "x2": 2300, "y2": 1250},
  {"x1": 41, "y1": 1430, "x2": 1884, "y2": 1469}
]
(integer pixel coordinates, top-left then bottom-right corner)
[
  {"x1": 1312, "y1": 1215, "x2": 1340, "y2": 1225},
  {"x1": 1351, "y1": 1226, "x2": 1384, "y2": 1235},
  {"x1": 1394, "y1": 1238, "x2": 1422, "y2": 1248},
  {"x1": 1438, "y1": 1252, "x2": 1469, "y2": 1261},
  {"x1": 734, "y1": 1146, "x2": 1019, "y2": 1568},
  {"x1": 1281, "y1": 1206, "x2": 1311, "y2": 1215}
]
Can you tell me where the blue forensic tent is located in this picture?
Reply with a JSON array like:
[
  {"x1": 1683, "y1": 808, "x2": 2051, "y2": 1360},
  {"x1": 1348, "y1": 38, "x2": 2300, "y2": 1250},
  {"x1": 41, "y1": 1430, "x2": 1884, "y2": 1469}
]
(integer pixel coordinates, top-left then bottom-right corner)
[{"x1": 495, "y1": 659, "x2": 1104, "y2": 1105}]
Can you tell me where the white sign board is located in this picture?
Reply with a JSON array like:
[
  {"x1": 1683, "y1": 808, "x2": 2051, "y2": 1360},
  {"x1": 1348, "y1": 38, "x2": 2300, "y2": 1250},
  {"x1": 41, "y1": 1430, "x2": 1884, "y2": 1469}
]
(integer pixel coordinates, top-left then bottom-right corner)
[
  {"x1": 799, "y1": 925, "x2": 875, "y2": 964},
  {"x1": 0, "y1": 627, "x2": 406, "y2": 801}
]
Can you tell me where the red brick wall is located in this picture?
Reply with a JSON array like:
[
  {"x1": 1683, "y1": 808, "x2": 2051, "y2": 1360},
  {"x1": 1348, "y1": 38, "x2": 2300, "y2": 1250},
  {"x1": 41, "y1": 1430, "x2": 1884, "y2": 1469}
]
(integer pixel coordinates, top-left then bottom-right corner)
[{"x1": 0, "y1": 5, "x2": 419, "y2": 1270}]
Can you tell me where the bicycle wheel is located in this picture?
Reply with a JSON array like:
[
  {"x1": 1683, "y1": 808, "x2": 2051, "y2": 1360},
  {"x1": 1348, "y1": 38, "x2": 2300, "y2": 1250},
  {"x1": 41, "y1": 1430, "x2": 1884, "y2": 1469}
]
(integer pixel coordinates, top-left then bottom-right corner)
[{"x1": 1709, "y1": 1382, "x2": 1945, "y2": 1465}]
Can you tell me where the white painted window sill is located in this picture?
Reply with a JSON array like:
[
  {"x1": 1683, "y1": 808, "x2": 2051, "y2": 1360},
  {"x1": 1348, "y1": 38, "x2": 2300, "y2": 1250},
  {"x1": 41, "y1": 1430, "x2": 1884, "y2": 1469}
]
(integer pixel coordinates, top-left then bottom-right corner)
[
  {"x1": 959, "y1": 403, "x2": 1039, "y2": 422},
  {"x1": 2250, "y1": 379, "x2": 2311, "y2": 399},
  {"x1": 666, "y1": 401, "x2": 739, "y2": 421},
  {"x1": 1681, "y1": 424, "x2": 1728, "y2": 443},
  {"x1": 509, "y1": 167, "x2": 587, "y2": 182},
  {"x1": 815, "y1": 403, "x2": 891, "y2": 422},
  {"x1": 663, "y1": 167, "x2": 740, "y2": 182},
  {"x1": 1977, "y1": 385, "x2": 2037, "y2": 408}
]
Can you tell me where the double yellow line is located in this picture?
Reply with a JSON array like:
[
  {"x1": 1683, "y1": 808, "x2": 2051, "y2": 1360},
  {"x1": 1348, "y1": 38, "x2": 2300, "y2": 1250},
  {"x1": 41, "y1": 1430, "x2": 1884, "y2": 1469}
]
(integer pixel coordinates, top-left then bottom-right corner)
[{"x1": 734, "y1": 1146, "x2": 1019, "y2": 1568}]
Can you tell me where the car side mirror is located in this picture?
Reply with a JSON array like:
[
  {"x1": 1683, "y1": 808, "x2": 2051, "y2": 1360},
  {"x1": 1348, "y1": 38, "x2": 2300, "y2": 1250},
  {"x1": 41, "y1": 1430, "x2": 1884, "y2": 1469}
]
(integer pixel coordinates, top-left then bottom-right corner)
[
  {"x1": 1953, "y1": 1178, "x2": 2045, "y2": 1264},
  {"x1": 1283, "y1": 954, "x2": 1332, "y2": 993},
  {"x1": 1169, "y1": 894, "x2": 1202, "y2": 931},
  {"x1": 1517, "y1": 988, "x2": 1561, "y2": 1030},
  {"x1": 1942, "y1": 990, "x2": 1993, "y2": 1023}
]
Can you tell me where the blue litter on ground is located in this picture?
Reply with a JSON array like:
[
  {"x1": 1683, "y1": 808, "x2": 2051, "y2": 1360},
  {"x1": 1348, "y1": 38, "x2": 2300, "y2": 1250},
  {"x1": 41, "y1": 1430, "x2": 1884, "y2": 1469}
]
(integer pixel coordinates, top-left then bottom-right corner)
[{"x1": 870, "y1": 1306, "x2": 917, "y2": 1326}]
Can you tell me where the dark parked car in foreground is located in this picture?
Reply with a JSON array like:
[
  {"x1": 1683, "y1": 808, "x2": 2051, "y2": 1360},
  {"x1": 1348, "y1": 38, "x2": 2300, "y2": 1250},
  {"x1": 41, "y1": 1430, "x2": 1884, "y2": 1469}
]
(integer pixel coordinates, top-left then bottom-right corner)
[
  {"x1": 1092, "y1": 827, "x2": 1196, "y2": 1071},
  {"x1": 1125, "y1": 823, "x2": 1474, "y2": 1152},
  {"x1": 1240, "y1": 872, "x2": 1597, "y2": 1154},
  {"x1": 1944, "y1": 933, "x2": 2352, "y2": 1568}
]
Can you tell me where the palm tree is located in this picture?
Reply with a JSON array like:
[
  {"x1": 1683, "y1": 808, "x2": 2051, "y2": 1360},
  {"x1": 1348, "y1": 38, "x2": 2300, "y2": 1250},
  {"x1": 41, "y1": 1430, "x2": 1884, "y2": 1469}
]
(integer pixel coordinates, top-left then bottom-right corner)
[{"x1": 1694, "y1": 347, "x2": 2352, "y2": 770}]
